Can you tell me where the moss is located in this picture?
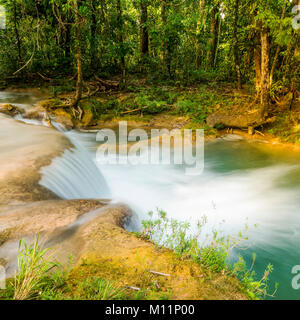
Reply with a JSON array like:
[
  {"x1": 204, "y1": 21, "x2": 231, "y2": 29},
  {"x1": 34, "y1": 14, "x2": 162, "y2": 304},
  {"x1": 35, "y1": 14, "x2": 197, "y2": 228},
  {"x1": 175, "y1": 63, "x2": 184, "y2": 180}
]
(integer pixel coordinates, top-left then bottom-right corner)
[
  {"x1": 40, "y1": 99, "x2": 65, "y2": 110},
  {"x1": 65, "y1": 245, "x2": 246, "y2": 300}
]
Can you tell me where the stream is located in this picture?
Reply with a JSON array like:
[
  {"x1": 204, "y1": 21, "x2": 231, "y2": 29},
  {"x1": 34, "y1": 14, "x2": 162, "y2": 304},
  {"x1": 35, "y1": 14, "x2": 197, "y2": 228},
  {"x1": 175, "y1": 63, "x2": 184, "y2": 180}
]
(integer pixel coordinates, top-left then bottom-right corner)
[{"x1": 1, "y1": 91, "x2": 300, "y2": 300}]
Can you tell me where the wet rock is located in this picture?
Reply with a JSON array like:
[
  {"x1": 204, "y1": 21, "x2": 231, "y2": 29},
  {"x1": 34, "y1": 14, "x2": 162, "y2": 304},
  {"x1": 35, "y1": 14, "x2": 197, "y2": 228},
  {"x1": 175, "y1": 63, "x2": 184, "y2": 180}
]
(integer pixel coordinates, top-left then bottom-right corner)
[
  {"x1": 0, "y1": 199, "x2": 108, "y2": 242},
  {"x1": 23, "y1": 106, "x2": 45, "y2": 121},
  {"x1": 0, "y1": 114, "x2": 71, "y2": 206},
  {"x1": 0, "y1": 104, "x2": 25, "y2": 117},
  {"x1": 51, "y1": 109, "x2": 74, "y2": 130},
  {"x1": 207, "y1": 111, "x2": 277, "y2": 132},
  {"x1": 81, "y1": 108, "x2": 94, "y2": 127}
]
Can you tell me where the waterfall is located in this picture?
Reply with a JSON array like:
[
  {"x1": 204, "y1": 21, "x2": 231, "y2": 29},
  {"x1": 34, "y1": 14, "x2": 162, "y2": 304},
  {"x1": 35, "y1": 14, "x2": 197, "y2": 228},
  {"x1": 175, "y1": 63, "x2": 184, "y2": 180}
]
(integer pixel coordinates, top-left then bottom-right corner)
[{"x1": 39, "y1": 128, "x2": 111, "y2": 200}]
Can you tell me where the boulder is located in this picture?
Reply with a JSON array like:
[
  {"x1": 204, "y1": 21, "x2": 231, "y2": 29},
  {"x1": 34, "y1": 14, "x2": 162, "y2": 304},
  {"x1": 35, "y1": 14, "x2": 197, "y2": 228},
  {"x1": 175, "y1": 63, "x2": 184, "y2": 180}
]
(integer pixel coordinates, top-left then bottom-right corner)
[
  {"x1": 207, "y1": 110, "x2": 276, "y2": 134},
  {"x1": 0, "y1": 114, "x2": 71, "y2": 207},
  {"x1": 51, "y1": 108, "x2": 74, "y2": 130},
  {"x1": 23, "y1": 106, "x2": 45, "y2": 121},
  {"x1": 0, "y1": 104, "x2": 25, "y2": 117}
]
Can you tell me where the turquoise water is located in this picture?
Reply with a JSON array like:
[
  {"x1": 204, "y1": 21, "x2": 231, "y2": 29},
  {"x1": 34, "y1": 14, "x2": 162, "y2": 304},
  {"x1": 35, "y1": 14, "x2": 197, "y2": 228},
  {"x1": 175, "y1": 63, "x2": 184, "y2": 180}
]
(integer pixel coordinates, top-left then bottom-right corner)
[
  {"x1": 70, "y1": 132, "x2": 300, "y2": 300},
  {"x1": 2, "y1": 91, "x2": 300, "y2": 299}
]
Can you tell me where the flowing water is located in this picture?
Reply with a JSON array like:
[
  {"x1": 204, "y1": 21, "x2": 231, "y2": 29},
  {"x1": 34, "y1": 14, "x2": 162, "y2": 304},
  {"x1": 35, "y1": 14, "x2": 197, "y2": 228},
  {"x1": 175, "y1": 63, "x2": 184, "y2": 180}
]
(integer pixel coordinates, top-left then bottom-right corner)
[
  {"x1": 60, "y1": 131, "x2": 300, "y2": 300},
  {"x1": 1, "y1": 91, "x2": 300, "y2": 299}
]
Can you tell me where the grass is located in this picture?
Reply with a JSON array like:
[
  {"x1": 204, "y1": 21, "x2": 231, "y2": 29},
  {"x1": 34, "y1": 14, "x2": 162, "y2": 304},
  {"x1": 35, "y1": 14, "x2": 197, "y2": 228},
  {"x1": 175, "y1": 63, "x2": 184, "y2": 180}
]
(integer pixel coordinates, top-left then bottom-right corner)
[
  {"x1": 0, "y1": 210, "x2": 276, "y2": 300},
  {"x1": 137, "y1": 209, "x2": 277, "y2": 300},
  {"x1": 48, "y1": 82, "x2": 250, "y2": 127},
  {"x1": 13, "y1": 235, "x2": 56, "y2": 300}
]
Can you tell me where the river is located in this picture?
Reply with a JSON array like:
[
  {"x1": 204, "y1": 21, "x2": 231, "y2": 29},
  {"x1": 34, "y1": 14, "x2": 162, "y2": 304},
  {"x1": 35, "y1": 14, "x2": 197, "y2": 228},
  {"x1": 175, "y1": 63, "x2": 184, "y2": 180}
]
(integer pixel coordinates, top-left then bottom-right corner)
[{"x1": 1, "y1": 91, "x2": 300, "y2": 300}]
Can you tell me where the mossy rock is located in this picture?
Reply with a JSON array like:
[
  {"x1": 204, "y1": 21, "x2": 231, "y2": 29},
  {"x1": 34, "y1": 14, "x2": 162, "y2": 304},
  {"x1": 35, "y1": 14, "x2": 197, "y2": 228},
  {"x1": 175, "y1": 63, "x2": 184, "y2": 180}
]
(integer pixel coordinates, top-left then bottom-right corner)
[
  {"x1": 81, "y1": 108, "x2": 96, "y2": 127},
  {"x1": 40, "y1": 99, "x2": 64, "y2": 110},
  {"x1": 51, "y1": 108, "x2": 74, "y2": 130},
  {"x1": 0, "y1": 104, "x2": 25, "y2": 116}
]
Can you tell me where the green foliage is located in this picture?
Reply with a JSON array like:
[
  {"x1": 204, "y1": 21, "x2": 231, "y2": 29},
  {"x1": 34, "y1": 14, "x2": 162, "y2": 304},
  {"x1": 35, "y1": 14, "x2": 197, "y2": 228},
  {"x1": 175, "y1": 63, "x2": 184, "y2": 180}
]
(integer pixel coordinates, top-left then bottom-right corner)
[
  {"x1": 0, "y1": 0, "x2": 297, "y2": 94},
  {"x1": 140, "y1": 209, "x2": 276, "y2": 299},
  {"x1": 76, "y1": 277, "x2": 126, "y2": 300},
  {"x1": 13, "y1": 235, "x2": 57, "y2": 300}
]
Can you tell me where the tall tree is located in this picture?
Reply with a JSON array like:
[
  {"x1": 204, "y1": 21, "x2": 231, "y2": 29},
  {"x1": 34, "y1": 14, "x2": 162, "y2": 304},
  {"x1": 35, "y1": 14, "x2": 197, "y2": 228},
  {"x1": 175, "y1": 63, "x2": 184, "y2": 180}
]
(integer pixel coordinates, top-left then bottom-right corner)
[
  {"x1": 13, "y1": 0, "x2": 22, "y2": 65},
  {"x1": 195, "y1": 0, "x2": 207, "y2": 69},
  {"x1": 260, "y1": 22, "x2": 270, "y2": 118},
  {"x1": 160, "y1": 0, "x2": 171, "y2": 76},
  {"x1": 72, "y1": 0, "x2": 83, "y2": 108},
  {"x1": 139, "y1": 0, "x2": 149, "y2": 59},
  {"x1": 117, "y1": 0, "x2": 126, "y2": 86},
  {"x1": 233, "y1": 0, "x2": 242, "y2": 89},
  {"x1": 207, "y1": 3, "x2": 219, "y2": 68}
]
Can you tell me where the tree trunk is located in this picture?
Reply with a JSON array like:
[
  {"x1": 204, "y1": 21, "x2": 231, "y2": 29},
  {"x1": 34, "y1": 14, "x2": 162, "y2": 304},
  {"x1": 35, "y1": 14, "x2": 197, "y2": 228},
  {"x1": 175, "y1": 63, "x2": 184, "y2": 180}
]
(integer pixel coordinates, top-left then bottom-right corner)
[
  {"x1": 195, "y1": 0, "x2": 206, "y2": 69},
  {"x1": 233, "y1": 0, "x2": 242, "y2": 89},
  {"x1": 117, "y1": 0, "x2": 126, "y2": 87},
  {"x1": 90, "y1": 0, "x2": 98, "y2": 71},
  {"x1": 72, "y1": 0, "x2": 83, "y2": 108},
  {"x1": 260, "y1": 25, "x2": 270, "y2": 118},
  {"x1": 64, "y1": 23, "x2": 71, "y2": 64},
  {"x1": 13, "y1": 1, "x2": 22, "y2": 65},
  {"x1": 140, "y1": 0, "x2": 149, "y2": 59},
  {"x1": 161, "y1": 0, "x2": 171, "y2": 76},
  {"x1": 270, "y1": 1, "x2": 287, "y2": 87},
  {"x1": 207, "y1": 5, "x2": 219, "y2": 68},
  {"x1": 289, "y1": 0, "x2": 300, "y2": 109},
  {"x1": 214, "y1": 11, "x2": 221, "y2": 68},
  {"x1": 254, "y1": 44, "x2": 261, "y2": 93}
]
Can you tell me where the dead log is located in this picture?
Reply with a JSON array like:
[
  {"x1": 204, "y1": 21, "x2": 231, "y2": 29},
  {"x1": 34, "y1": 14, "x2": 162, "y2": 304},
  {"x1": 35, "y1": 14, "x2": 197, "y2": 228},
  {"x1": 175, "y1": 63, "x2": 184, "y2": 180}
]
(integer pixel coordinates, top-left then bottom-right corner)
[{"x1": 95, "y1": 76, "x2": 119, "y2": 90}]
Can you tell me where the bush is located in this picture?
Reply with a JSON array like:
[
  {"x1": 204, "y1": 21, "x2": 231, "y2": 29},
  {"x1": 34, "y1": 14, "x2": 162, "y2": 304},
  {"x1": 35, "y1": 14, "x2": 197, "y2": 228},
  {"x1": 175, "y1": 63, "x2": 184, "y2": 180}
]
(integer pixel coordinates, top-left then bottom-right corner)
[{"x1": 140, "y1": 209, "x2": 277, "y2": 299}]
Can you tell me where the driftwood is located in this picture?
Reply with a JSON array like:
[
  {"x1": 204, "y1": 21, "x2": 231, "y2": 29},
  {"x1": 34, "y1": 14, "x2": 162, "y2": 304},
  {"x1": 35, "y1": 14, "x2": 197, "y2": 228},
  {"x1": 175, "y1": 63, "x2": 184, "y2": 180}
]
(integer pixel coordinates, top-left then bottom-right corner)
[
  {"x1": 120, "y1": 106, "x2": 149, "y2": 114},
  {"x1": 149, "y1": 270, "x2": 171, "y2": 277},
  {"x1": 95, "y1": 76, "x2": 119, "y2": 89},
  {"x1": 123, "y1": 286, "x2": 141, "y2": 291},
  {"x1": 81, "y1": 77, "x2": 120, "y2": 99}
]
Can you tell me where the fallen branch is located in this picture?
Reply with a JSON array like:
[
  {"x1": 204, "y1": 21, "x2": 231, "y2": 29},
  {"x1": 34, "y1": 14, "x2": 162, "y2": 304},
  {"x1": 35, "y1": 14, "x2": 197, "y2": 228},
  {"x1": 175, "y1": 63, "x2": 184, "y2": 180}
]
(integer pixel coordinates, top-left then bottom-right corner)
[
  {"x1": 120, "y1": 106, "x2": 148, "y2": 114},
  {"x1": 149, "y1": 270, "x2": 171, "y2": 277},
  {"x1": 255, "y1": 129, "x2": 265, "y2": 136},
  {"x1": 36, "y1": 72, "x2": 55, "y2": 81},
  {"x1": 123, "y1": 286, "x2": 141, "y2": 291},
  {"x1": 95, "y1": 76, "x2": 119, "y2": 89},
  {"x1": 13, "y1": 49, "x2": 35, "y2": 75}
]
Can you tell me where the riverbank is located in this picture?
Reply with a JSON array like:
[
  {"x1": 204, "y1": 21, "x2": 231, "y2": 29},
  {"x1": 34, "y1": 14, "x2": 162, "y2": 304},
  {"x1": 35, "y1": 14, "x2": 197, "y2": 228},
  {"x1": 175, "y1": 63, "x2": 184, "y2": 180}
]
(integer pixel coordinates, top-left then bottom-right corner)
[
  {"x1": 3, "y1": 81, "x2": 299, "y2": 149},
  {"x1": 0, "y1": 106, "x2": 251, "y2": 300}
]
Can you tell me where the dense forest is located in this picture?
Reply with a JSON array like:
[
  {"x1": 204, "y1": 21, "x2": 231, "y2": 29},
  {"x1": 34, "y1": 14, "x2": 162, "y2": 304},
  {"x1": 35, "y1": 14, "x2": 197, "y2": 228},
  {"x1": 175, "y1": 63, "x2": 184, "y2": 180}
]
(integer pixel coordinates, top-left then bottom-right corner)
[
  {"x1": 1, "y1": 0, "x2": 300, "y2": 302},
  {"x1": 0, "y1": 0, "x2": 299, "y2": 132}
]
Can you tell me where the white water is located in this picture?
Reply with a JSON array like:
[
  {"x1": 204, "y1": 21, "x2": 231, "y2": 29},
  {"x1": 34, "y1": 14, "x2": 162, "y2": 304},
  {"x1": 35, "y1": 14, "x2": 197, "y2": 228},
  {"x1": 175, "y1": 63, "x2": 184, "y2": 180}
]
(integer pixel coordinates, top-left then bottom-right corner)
[
  {"x1": 2, "y1": 91, "x2": 300, "y2": 299},
  {"x1": 39, "y1": 131, "x2": 111, "y2": 200},
  {"x1": 40, "y1": 130, "x2": 300, "y2": 299}
]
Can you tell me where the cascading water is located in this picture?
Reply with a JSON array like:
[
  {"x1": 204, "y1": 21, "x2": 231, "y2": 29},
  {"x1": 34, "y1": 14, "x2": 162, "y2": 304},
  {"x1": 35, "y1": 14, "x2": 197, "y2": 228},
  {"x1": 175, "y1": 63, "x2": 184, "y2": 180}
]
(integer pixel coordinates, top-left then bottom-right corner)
[
  {"x1": 3, "y1": 91, "x2": 300, "y2": 299},
  {"x1": 39, "y1": 128, "x2": 111, "y2": 200},
  {"x1": 2, "y1": 91, "x2": 111, "y2": 200}
]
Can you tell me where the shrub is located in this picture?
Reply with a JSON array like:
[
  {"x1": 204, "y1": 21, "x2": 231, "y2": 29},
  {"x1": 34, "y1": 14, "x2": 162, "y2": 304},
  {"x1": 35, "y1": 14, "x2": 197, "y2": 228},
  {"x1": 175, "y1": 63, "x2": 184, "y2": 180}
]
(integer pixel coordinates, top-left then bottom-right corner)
[{"x1": 140, "y1": 209, "x2": 277, "y2": 299}]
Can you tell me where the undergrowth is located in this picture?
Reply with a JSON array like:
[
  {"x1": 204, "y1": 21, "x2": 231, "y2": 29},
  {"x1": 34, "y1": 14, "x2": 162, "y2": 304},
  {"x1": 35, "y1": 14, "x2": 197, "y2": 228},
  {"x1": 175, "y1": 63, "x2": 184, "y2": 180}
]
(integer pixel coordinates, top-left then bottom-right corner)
[
  {"x1": 0, "y1": 211, "x2": 277, "y2": 300},
  {"x1": 137, "y1": 209, "x2": 278, "y2": 300}
]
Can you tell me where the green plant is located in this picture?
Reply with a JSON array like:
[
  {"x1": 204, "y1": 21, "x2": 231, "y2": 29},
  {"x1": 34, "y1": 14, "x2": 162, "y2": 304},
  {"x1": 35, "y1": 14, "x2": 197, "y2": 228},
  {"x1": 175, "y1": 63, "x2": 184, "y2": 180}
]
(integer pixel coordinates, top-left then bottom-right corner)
[
  {"x1": 140, "y1": 209, "x2": 276, "y2": 299},
  {"x1": 78, "y1": 277, "x2": 126, "y2": 300},
  {"x1": 13, "y1": 235, "x2": 57, "y2": 300}
]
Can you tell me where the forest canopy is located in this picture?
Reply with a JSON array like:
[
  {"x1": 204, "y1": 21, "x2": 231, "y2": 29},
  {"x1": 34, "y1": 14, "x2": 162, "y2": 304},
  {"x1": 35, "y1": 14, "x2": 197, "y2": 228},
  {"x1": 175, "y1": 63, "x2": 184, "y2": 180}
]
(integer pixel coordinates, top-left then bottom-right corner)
[{"x1": 0, "y1": 0, "x2": 299, "y2": 116}]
